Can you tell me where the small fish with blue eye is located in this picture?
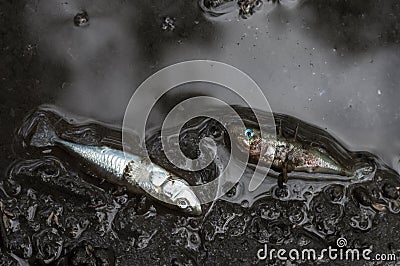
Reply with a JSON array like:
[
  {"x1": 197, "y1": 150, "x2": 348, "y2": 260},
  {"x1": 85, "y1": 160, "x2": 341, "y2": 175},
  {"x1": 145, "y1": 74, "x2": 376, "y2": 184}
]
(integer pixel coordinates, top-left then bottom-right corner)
[{"x1": 230, "y1": 126, "x2": 353, "y2": 187}]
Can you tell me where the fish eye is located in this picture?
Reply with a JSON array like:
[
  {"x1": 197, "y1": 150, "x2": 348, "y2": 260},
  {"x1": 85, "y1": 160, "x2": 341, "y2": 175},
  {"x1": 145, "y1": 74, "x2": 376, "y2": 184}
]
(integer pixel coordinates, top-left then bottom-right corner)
[
  {"x1": 177, "y1": 198, "x2": 189, "y2": 209},
  {"x1": 244, "y1": 129, "x2": 254, "y2": 140}
]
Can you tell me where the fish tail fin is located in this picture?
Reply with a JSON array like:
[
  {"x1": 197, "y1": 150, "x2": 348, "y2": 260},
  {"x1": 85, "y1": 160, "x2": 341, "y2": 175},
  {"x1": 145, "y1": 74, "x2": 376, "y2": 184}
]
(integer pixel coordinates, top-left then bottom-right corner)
[{"x1": 30, "y1": 120, "x2": 59, "y2": 148}]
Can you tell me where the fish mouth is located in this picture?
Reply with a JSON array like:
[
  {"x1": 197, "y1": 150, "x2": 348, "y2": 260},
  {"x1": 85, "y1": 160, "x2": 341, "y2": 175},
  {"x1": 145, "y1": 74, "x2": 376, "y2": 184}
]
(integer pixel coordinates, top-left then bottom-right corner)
[
  {"x1": 170, "y1": 182, "x2": 203, "y2": 216},
  {"x1": 182, "y1": 193, "x2": 202, "y2": 216},
  {"x1": 190, "y1": 203, "x2": 202, "y2": 216}
]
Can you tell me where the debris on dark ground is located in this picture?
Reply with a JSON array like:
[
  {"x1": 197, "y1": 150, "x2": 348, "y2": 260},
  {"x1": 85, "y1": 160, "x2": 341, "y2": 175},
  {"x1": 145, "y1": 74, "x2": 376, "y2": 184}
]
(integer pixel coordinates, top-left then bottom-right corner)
[
  {"x1": 161, "y1": 16, "x2": 176, "y2": 31},
  {"x1": 73, "y1": 11, "x2": 90, "y2": 27},
  {"x1": 238, "y1": 0, "x2": 264, "y2": 18}
]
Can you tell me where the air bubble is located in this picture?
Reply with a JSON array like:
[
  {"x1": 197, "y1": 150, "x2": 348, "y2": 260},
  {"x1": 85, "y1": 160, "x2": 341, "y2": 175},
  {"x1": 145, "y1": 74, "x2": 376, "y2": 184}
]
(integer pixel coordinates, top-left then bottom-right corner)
[
  {"x1": 241, "y1": 200, "x2": 249, "y2": 208},
  {"x1": 273, "y1": 185, "x2": 289, "y2": 199},
  {"x1": 324, "y1": 184, "x2": 345, "y2": 203},
  {"x1": 225, "y1": 182, "x2": 240, "y2": 198}
]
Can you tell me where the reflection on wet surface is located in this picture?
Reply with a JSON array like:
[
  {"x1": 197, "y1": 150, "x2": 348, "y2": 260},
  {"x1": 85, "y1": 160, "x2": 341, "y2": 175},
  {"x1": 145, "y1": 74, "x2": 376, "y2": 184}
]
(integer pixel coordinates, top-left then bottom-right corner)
[{"x1": 1, "y1": 0, "x2": 400, "y2": 264}]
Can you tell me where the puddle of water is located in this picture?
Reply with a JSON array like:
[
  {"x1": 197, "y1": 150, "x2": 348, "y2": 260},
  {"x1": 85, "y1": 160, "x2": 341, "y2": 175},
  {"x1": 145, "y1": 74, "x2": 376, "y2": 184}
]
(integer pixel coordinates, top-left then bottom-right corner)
[
  {"x1": 2, "y1": 101, "x2": 400, "y2": 264},
  {"x1": 2, "y1": 0, "x2": 400, "y2": 264}
]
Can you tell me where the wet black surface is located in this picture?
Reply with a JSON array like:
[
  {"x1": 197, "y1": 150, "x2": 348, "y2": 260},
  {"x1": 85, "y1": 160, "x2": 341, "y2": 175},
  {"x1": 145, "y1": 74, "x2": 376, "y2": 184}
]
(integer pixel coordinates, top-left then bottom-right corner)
[
  {"x1": 1, "y1": 0, "x2": 400, "y2": 265},
  {"x1": 0, "y1": 107, "x2": 399, "y2": 265}
]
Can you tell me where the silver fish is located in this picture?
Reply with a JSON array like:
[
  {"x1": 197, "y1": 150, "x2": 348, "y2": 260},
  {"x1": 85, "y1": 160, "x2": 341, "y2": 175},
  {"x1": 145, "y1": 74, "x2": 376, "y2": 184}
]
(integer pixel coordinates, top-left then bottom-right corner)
[{"x1": 30, "y1": 121, "x2": 202, "y2": 215}]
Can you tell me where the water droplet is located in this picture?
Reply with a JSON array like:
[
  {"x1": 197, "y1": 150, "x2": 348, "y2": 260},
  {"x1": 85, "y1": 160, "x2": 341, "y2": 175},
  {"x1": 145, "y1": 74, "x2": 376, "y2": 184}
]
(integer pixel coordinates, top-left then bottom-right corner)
[
  {"x1": 324, "y1": 184, "x2": 344, "y2": 202},
  {"x1": 189, "y1": 232, "x2": 200, "y2": 245},
  {"x1": 350, "y1": 209, "x2": 373, "y2": 231},
  {"x1": 161, "y1": 16, "x2": 175, "y2": 31},
  {"x1": 352, "y1": 187, "x2": 372, "y2": 207},
  {"x1": 269, "y1": 223, "x2": 290, "y2": 245},
  {"x1": 225, "y1": 182, "x2": 240, "y2": 198},
  {"x1": 382, "y1": 183, "x2": 399, "y2": 200},
  {"x1": 73, "y1": 11, "x2": 89, "y2": 27},
  {"x1": 288, "y1": 206, "x2": 304, "y2": 224},
  {"x1": 33, "y1": 228, "x2": 63, "y2": 263},
  {"x1": 228, "y1": 214, "x2": 250, "y2": 237},
  {"x1": 388, "y1": 201, "x2": 400, "y2": 214},
  {"x1": 210, "y1": 125, "x2": 222, "y2": 139},
  {"x1": 273, "y1": 185, "x2": 289, "y2": 199},
  {"x1": 115, "y1": 194, "x2": 128, "y2": 205},
  {"x1": 241, "y1": 200, "x2": 249, "y2": 208}
]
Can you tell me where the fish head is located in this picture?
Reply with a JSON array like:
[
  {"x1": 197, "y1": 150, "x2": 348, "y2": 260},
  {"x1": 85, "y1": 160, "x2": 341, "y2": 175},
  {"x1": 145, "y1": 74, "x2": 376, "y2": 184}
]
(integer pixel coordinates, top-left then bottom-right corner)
[
  {"x1": 163, "y1": 178, "x2": 202, "y2": 216},
  {"x1": 228, "y1": 125, "x2": 263, "y2": 157}
]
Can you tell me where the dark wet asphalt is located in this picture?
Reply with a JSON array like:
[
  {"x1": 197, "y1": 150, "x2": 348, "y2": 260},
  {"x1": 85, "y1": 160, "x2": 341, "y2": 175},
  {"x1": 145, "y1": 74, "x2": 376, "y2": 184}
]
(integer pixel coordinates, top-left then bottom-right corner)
[{"x1": 1, "y1": 0, "x2": 400, "y2": 265}]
